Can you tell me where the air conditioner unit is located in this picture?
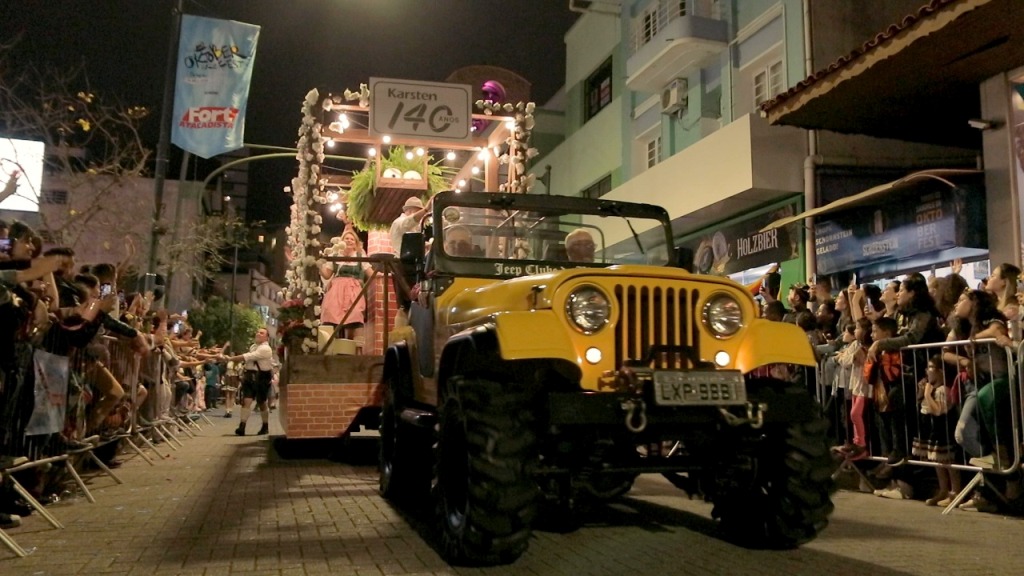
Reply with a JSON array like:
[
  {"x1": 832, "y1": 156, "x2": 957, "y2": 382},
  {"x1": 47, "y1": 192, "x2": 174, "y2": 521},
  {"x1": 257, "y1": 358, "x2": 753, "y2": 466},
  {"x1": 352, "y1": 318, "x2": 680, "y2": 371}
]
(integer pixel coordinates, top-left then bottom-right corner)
[{"x1": 661, "y1": 78, "x2": 688, "y2": 115}]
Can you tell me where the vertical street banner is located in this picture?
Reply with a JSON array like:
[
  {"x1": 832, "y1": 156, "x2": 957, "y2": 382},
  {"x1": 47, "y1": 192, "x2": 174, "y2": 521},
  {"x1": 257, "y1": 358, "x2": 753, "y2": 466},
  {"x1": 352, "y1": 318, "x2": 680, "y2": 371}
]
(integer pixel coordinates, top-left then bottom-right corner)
[{"x1": 171, "y1": 15, "x2": 260, "y2": 159}]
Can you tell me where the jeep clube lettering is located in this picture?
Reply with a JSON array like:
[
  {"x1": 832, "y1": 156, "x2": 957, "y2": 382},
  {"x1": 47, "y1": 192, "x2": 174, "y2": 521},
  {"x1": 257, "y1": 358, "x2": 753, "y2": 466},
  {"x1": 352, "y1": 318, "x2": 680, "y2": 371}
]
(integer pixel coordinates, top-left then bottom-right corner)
[{"x1": 379, "y1": 191, "x2": 834, "y2": 565}]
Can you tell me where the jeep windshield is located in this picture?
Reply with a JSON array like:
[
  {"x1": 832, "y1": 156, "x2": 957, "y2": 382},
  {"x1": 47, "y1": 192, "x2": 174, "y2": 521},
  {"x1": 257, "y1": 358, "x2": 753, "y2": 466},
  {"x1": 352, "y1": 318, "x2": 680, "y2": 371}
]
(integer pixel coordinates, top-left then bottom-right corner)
[{"x1": 430, "y1": 191, "x2": 674, "y2": 278}]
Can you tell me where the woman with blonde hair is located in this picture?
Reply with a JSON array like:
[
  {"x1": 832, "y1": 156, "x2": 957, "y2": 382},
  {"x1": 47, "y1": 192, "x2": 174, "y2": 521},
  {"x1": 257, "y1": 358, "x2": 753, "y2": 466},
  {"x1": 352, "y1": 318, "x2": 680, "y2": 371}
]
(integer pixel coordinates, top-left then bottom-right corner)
[{"x1": 321, "y1": 228, "x2": 373, "y2": 340}]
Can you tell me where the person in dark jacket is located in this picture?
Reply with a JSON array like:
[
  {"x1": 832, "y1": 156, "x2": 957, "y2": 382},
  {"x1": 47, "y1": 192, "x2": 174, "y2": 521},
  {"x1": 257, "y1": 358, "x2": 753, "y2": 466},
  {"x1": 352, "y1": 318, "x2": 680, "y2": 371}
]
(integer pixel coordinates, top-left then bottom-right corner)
[{"x1": 868, "y1": 273, "x2": 945, "y2": 465}]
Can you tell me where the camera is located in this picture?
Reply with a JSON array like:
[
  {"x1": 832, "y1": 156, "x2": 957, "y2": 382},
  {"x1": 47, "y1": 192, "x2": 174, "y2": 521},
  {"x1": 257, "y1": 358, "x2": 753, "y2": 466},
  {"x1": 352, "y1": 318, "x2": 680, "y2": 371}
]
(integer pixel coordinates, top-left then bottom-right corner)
[
  {"x1": 0, "y1": 238, "x2": 10, "y2": 254},
  {"x1": 99, "y1": 283, "x2": 113, "y2": 298}
]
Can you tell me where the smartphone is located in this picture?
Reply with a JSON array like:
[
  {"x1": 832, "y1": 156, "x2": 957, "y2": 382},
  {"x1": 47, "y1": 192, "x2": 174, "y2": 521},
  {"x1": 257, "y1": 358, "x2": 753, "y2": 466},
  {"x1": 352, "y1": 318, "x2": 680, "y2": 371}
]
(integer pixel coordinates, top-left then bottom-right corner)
[
  {"x1": 99, "y1": 283, "x2": 113, "y2": 298},
  {"x1": 0, "y1": 238, "x2": 10, "y2": 254},
  {"x1": 172, "y1": 321, "x2": 181, "y2": 335},
  {"x1": 851, "y1": 272, "x2": 858, "y2": 286}
]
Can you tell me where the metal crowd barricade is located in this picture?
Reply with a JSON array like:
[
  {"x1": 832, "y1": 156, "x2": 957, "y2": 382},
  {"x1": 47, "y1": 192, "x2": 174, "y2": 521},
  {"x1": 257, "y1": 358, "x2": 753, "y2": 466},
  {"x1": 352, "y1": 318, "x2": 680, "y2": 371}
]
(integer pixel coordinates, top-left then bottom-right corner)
[
  {"x1": 821, "y1": 337, "x2": 1022, "y2": 515},
  {"x1": 1, "y1": 330, "x2": 210, "y2": 558}
]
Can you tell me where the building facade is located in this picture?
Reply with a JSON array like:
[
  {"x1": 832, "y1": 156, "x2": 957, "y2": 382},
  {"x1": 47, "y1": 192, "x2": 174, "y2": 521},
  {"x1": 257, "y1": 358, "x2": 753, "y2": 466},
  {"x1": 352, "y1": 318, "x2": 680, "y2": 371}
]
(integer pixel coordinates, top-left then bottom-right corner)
[{"x1": 534, "y1": 0, "x2": 982, "y2": 288}]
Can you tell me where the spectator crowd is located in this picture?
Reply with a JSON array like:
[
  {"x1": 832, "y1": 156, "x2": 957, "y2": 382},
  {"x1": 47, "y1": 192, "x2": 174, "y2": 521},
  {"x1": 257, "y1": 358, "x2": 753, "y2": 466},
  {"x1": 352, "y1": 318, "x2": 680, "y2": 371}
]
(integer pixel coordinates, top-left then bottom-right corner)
[
  {"x1": 0, "y1": 218, "x2": 256, "y2": 530},
  {"x1": 759, "y1": 258, "x2": 1024, "y2": 514}
]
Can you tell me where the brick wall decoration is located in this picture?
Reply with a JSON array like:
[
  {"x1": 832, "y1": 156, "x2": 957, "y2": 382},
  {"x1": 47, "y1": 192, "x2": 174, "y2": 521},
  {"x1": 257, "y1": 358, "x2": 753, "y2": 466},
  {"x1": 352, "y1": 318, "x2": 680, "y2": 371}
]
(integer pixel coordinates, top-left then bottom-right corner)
[
  {"x1": 280, "y1": 354, "x2": 384, "y2": 439},
  {"x1": 367, "y1": 229, "x2": 401, "y2": 356}
]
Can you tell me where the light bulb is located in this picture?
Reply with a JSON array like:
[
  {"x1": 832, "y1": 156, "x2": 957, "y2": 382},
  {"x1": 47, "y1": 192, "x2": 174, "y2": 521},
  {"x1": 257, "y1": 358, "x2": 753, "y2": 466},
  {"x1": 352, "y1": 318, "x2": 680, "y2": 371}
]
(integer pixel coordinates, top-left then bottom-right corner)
[
  {"x1": 382, "y1": 135, "x2": 392, "y2": 144},
  {"x1": 415, "y1": 147, "x2": 425, "y2": 156},
  {"x1": 405, "y1": 151, "x2": 414, "y2": 160},
  {"x1": 477, "y1": 150, "x2": 488, "y2": 160},
  {"x1": 326, "y1": 139, "x2": 335, "y2": 148},
  {"x1": 457, "y1": 179, "x2": 466, "y2": 188},
  {"x1": 471, "y1": 166, "x2": 480, "y2": 175},
  {"x1": 368, "y1": 148, "x2": 377, "y2": 157},
  {"x1": 446, "y1": 151, "x2": 456, "y2": 161}
]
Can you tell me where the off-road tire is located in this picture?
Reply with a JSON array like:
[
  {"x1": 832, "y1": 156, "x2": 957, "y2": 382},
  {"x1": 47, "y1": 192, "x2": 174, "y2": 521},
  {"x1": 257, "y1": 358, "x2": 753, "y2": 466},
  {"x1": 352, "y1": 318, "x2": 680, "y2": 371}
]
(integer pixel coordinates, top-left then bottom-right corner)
[
  {"x1": 434, "y1": 376, "x2": 538, "y2": 565},
  {"x1": 379, "y1": 381, "x2": 429, "y2": 502},
  {"x1": 711, "y1": 387, "x2": 835, "y2": 548}
]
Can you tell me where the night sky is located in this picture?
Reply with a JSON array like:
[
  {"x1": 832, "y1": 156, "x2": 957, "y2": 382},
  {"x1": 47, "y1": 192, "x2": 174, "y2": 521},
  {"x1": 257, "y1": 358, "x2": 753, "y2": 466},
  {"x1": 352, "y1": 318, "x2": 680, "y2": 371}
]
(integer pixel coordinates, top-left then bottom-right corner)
[{"x1": 1, "y1": 0, "x2": 579, "y2": 226}]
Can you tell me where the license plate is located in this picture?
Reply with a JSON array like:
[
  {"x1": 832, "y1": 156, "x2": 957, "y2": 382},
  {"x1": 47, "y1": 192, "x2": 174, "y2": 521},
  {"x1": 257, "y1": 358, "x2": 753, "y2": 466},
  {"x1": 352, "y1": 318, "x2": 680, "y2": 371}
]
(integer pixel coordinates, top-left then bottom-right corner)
[{"x1": 652, "y1": 370, "x2": 746, "y2": 406}]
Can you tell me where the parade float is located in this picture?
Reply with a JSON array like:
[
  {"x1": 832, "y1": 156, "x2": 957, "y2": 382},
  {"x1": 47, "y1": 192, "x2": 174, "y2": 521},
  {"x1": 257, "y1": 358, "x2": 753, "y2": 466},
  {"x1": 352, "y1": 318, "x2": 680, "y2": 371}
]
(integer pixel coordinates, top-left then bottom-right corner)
[{"x1": 275, "y1": 78, "x2": 532, "y2": 453}]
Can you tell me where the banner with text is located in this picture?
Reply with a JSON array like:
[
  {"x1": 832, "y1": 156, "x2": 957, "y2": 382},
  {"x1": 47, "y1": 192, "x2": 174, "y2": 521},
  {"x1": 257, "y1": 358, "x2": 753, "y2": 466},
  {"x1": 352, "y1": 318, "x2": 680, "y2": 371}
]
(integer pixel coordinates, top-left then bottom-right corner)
[
  {"x1": 171, "y1": 15, "x2": 260, "y2": 159},
  {"x1": 814, "y1": 184, "x2": 985, "y2": 275},
  {"x1": 678, "y1": 203, "x2": 802, "y2": 276}
]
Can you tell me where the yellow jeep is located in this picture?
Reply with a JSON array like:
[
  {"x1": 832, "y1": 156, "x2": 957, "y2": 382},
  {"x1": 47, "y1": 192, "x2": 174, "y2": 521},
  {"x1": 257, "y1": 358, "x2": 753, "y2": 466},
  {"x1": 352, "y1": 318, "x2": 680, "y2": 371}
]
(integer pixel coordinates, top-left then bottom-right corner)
[{"x1": 380, "y1": 191, "x2": 833, "y2": 565}]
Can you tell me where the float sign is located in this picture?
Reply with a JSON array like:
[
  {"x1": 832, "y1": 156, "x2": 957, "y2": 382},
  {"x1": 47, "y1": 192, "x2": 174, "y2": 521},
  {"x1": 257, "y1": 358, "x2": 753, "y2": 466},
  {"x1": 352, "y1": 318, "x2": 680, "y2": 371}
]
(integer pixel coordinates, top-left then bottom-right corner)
[{"x1": 369, "y1": 78, "x2": 472, "y2": 143}]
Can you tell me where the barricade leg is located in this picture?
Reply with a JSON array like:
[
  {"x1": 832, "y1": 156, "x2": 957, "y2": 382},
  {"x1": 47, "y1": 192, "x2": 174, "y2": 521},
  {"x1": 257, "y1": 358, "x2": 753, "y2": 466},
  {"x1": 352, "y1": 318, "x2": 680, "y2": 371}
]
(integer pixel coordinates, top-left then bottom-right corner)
[
  {"x1": 151, "y1": 424, "x2": 180, "y2": 450},
  {"x1": 943, "y1": 472, "x2": 984, "y2": 515},
  {"x1": 131, "y1": 434, "x2": 164, "y2": 462},
  {"x1": 2, "y1": 463, "x2": 63, "y2": 528},
  {"x1": 62, "y1": 459, "x2": 96, "y2": 504},
  {"x1": 87, "y1": 450, "x2": 123, "y2": 485},
  {"x1": 159, "y1": 421, "x2": 187, "y2": 444},
  {"x1": 122, "y1": 435, "x2": 156, "y2": 465},
  {"x1": 0, "y1": 526, "x2": 29, "y2": 557}
]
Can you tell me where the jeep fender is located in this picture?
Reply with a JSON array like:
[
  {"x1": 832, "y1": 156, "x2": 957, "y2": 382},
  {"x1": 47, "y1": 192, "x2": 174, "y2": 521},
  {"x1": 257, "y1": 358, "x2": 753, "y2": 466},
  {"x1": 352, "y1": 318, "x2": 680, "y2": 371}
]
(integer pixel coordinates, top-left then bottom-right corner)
[
  {"x1": 383, "y1": 341, "x2": 416, "y2": 405},
  {"x1": 735, "y1": 319, "x2": 816, "y2": 372},
  {"x1": 437, "y1": 313, "x2": 577, "y2": 402},
  {"x1": 436, "y1": 325, "x2": 501, "y2": 402}
]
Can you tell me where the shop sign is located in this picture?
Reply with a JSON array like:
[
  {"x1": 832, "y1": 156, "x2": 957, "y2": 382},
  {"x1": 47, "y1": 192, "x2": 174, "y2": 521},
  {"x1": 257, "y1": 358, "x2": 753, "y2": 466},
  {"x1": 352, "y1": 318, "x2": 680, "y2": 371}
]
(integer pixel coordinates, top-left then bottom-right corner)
[
  {"x1": 814, "y1": 187, "x2": 977, "y2": 275},
  {"x1": 369, "y1": 78, "x2": 473, "y2": 143},
  {"x1": 679, "y1": 204, "x2": 801, "y2": 276}
]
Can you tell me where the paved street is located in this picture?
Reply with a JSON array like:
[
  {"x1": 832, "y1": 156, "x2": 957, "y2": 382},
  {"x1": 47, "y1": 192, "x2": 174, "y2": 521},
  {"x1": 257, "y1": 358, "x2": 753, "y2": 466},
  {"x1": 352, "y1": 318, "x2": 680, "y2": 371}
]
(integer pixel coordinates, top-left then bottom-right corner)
[{"x1": 3, "y1": 412, "x2": 1022, "y2": 576}]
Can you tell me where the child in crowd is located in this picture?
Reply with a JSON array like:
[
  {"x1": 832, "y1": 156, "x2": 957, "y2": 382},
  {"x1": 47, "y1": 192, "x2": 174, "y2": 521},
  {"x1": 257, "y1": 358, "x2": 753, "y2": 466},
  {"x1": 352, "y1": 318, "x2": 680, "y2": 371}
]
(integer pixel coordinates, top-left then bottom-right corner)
[
  {"x1": 835, "y1": 318, "x2": 872, "y2": 460},
  {"x1": 912, "y1": 354, "x2": 962, "y2": 506},
  {"x1": 866, "y1": 317, "x2": 905, "y2": 465}
]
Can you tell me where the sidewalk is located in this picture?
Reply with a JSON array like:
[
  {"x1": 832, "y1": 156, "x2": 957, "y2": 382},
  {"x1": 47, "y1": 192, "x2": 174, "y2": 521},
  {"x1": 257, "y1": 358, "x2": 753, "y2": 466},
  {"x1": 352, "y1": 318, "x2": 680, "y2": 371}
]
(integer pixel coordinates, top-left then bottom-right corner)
[
  {"x1": 4, "y1": 409, "x2": 1024, "y2": 576},
  {"x1": 1, "y1": 409, "x2": 447, "y2": 576}
]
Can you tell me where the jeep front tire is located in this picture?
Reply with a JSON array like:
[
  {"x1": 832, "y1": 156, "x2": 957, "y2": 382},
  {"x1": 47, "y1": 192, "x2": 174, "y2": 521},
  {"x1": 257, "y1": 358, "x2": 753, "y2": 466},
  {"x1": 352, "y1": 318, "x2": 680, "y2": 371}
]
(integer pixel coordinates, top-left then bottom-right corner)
[{"x1": 434, "y1": 376, "x2": 538, "y2": 565}]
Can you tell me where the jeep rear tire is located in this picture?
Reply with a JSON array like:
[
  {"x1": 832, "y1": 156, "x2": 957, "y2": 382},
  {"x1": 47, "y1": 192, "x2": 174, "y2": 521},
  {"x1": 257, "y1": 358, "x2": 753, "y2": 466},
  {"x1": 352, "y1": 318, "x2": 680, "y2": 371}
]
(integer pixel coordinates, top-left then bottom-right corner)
[
  {"x1": 711, "y1": 390, "x2": 835, "y2": 549},
  {"x1": 434, "y1": 376, "x2": 538, "y2": 565}
]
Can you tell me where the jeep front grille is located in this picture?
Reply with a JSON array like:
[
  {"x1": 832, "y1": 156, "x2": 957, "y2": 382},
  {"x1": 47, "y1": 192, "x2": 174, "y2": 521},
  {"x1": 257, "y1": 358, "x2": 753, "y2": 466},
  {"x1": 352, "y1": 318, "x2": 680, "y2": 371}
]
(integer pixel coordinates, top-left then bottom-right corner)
[{"x1": 613, "y1": 284, "x2": 700, "y2": 369}]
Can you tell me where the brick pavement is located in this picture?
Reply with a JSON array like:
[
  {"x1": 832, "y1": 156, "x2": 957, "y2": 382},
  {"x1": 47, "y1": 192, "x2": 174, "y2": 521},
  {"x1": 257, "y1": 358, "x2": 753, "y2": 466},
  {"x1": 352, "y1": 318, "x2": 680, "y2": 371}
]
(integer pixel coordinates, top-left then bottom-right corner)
[{"x1": 2, "y1": 410, "x2": 1023, "y2": 576}]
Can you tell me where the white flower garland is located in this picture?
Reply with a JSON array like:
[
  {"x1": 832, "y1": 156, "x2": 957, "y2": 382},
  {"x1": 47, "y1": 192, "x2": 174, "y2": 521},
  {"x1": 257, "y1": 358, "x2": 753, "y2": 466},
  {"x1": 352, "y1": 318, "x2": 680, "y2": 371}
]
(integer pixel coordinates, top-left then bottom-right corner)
[
  {"x1": 476, "y1": 100, "x2": 537, "y2": 194},
  {"x1": 284, "y1": 88, "x2": 330, "y2": 353}
]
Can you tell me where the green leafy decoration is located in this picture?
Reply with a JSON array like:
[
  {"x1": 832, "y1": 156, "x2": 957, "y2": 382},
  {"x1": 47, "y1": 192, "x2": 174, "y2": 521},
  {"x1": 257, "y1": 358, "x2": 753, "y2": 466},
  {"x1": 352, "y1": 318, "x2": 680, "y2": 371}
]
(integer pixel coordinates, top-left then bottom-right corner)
[{"x1": 346, "y1": 145, "x2": 448, "y2": 231}]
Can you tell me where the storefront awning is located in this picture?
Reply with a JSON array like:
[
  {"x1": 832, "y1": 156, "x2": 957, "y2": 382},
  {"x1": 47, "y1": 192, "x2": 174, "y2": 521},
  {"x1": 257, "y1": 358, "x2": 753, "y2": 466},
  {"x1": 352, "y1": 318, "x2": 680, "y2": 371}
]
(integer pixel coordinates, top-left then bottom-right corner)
[
  {"x1": 760, "y1": 169, "x2": 981, "y2": 232},
  {"x1": 759, "y1": 0, "x2": 1024, "y2": 148}
]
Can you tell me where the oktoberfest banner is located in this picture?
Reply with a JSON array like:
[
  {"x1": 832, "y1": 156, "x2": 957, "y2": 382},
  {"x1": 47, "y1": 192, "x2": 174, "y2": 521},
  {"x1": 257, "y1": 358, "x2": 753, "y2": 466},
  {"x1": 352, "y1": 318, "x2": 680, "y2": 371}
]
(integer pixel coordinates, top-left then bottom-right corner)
[{"x1": 171, "y1": 15, "x2": 260, "y2": 159}]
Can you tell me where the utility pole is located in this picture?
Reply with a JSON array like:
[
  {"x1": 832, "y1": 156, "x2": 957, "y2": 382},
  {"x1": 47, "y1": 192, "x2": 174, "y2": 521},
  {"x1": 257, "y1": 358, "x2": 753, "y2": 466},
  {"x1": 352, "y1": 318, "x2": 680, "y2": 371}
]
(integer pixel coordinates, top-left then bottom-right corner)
[{"x1": 148, "y1": 0, "x2": 184, "y2": 273}]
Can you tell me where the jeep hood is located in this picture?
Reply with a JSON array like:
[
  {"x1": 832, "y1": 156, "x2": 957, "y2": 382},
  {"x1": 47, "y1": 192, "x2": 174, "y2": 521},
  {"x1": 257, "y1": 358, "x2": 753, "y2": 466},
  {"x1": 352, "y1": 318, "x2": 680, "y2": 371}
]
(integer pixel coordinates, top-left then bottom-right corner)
[{"x1": 443, "y1": 265, "x2": 744, "y2": 326}]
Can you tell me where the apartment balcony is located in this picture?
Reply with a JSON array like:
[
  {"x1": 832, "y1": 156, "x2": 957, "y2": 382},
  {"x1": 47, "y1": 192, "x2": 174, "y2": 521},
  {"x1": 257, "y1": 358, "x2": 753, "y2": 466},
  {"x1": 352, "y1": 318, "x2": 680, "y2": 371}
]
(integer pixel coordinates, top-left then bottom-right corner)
[
  {"x1": 626, "y1": 0, "x2": 728, "y2": 93},
  {"x1": 599, "y1": 114, "x2": 805, "y2": 249}
]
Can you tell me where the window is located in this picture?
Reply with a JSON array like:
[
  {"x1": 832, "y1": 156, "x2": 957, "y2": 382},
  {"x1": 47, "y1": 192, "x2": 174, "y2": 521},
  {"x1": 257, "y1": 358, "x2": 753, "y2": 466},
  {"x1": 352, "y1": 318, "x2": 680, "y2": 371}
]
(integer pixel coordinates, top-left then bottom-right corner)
[
  {"x1": 581, "y1": 174, "x2": 612, "y2": 199},
  {"x1": 646, "y1": 136, "x2": 661, "y2": 169},
  {"x1": 40, "y1": 189, "x2": 68, "y2": 204},
  {"x1": 585, "y1": 58, "x2": 613, "y2": 121},
  {"x1": 752, "y1": 60, "x2": 784, "y2": 107}
]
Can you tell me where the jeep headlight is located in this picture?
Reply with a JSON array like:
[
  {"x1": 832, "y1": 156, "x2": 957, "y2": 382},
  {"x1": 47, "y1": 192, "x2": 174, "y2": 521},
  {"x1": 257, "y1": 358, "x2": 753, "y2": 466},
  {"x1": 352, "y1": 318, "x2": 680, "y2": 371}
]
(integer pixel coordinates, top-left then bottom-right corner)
[
  {"x1": 702, "y1": 294, "x2": 743, "y2": 338},
  {"x1": 566, "y1": 286, "x2": 610, "y2": 334}
]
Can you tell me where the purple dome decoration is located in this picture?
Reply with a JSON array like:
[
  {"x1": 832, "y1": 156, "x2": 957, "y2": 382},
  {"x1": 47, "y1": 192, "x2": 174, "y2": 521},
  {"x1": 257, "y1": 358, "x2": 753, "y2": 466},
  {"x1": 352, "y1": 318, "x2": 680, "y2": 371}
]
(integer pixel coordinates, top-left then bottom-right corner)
[
  {"x1": 474, "y1": 80, "x2": 508, "y2": 133},
  {"x1": 481, "y1": 80, "x2": 507, "y2": 103}
]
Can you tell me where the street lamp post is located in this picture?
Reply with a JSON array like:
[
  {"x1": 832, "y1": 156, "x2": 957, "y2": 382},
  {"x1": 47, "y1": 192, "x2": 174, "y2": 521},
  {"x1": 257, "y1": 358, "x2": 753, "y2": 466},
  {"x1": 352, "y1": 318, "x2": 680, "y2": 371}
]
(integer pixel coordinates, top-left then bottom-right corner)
[{"x1": 228, "y1": 239, "x2": 239, "y2": 347}]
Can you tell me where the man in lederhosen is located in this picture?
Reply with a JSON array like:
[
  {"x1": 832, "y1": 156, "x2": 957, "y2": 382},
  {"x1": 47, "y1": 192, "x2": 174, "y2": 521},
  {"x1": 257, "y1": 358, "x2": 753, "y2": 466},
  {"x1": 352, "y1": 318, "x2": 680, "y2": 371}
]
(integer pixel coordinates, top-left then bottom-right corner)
[{"x1": 222, "y1": 327, "x2": 274, "y2": 436}]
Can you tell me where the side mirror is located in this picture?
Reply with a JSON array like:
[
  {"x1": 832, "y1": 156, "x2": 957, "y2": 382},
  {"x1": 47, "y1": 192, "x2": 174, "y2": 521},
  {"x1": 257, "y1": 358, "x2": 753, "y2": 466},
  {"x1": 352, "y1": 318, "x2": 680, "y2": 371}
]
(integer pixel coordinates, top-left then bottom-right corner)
[{"x1": 673, "y1": 246, "x2": 693, "y2": 271}]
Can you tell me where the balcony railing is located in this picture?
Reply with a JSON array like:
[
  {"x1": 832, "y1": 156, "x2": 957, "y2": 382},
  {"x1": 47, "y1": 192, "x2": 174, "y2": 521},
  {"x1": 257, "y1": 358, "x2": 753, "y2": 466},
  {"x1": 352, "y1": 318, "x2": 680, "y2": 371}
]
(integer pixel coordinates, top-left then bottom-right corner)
[{"x1": 628, "y1": 0, "x2": 722, "y2": 55}]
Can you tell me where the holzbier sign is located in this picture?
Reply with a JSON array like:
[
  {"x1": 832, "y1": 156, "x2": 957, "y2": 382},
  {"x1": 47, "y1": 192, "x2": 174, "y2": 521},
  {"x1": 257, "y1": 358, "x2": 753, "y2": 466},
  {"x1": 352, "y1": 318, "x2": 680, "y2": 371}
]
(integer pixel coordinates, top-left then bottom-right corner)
[{"x1": 369, "y1": 78, "x2": 473, "y2": 143}]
